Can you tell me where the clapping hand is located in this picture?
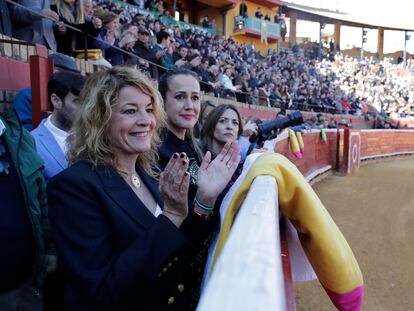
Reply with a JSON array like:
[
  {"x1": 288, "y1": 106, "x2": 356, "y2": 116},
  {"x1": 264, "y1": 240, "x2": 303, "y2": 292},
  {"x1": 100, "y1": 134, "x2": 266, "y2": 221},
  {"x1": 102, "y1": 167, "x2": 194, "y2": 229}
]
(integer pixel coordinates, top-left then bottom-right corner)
[
  {"x1": 196, "y1": 141, "x2": 241, "y2": 206},
  {"x1": 92, "y1": 17, "x2": 102, "y2": 29},
  {"x1": 159, "y1": 153, "x2": 190, "y2": 227}
]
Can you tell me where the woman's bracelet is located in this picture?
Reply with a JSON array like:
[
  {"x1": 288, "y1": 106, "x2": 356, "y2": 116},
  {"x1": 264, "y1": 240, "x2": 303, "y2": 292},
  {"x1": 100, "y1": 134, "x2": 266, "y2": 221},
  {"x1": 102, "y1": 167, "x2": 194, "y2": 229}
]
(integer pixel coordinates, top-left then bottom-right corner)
[{"x1": 194, "y1": 194, "x2": 214, "y2": 212}]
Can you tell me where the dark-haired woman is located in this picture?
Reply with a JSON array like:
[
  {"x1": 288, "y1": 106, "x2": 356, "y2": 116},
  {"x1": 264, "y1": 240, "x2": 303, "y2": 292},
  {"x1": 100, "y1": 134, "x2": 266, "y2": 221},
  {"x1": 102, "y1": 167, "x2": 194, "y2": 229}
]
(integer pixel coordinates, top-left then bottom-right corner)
[
  {"x1": 193, "y1": 100, "x2": 216, "y2": 139},
  {"x1": 200, "y1": 104, "x2": 245, "y2": 181},
  {"x1": 200, "y1": 104, "x2": 243, "y2": 160},
  {"x1": 158, "y1": 68, "x2": 240, "y2": 308}
]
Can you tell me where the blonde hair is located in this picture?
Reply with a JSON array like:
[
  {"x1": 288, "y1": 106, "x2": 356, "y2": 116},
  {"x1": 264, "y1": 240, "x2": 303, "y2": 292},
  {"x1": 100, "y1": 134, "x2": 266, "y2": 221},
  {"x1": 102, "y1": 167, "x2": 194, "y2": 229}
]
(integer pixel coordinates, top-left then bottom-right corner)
[
  {"x1": 56, "y1": 0, "x2": 85, "y2": 24},
  {"x1": 68, "y1": 66, "x2": 166, "y2": 177}
]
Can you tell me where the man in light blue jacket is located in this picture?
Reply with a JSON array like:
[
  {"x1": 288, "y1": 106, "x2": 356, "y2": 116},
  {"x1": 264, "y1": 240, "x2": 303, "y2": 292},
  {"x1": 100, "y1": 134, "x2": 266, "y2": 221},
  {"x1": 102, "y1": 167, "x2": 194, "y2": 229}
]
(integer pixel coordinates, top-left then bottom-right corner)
[{"x1": 31, "y1": 71, "x2": 84, "y2": 181}]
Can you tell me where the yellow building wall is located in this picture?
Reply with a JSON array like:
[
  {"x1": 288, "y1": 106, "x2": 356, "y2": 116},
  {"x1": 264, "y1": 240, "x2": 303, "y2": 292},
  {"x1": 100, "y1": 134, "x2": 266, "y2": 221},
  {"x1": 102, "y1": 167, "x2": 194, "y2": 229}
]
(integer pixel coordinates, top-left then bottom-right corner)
[{"x1": 225, "y1": 1, "x2": 280, "y2": 54}]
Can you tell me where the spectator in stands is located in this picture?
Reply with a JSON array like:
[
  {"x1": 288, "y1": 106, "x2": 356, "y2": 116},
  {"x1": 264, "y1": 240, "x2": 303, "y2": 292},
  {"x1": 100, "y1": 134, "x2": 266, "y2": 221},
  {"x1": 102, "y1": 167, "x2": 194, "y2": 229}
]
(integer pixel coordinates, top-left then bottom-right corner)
[
  {"x1": 220, "y1": 67, "x2": 240, "y2": 98},
  {"x1": 31, "y1": 71, "x2": 85, "y2": 182},
  {"x1": 134, "y1": 26, "x2": 159, "y2": 80},
  {"x1": 247, "y1": 69, "x2": 260, "y2": 91},
  {"x1": 255, "y1": 7, "x2": 263, "y2": 19},
  {"x1": 51, "y1": 0, "x2": 102, "y2": 56},
  {"x1": 47, "y1": 66, "x2": 239, "y2": 310},
  {"x1": 194, "y1": 100, "x2": 217, "y2": 139},
  {"x1": 72, "y1": 0, "x2": 112, "y2": 67},
  {"x1": 8, "y1": 0, "x2": 63, "y2": 50},
  {"x1": 201, "y1": 16, "x2": 210, "y2": 28},
  {"x1": 157, "y1": 68, "x2": 203, "y2": 189},
  {"x1": 31, "y1": 70, "x2": 84, "y2": 311},
  {"x1": 119, "y1": 31, "x2": 138, "y2": 64},
  {"x1": 158, "y1": 68, "x2": 240, "y2": 308},
  {"x1": 156, "y1": 0, "x2": 164, "y2": 15},
  {"x1": 236, "y1": 71, "x2": 251, "y2": 103},
  {"x1": 172, "y1": 45, "x2": 188, "y2": 64},
  {"x1": 0, "y1": 109, "x2": 57, "y2": 311},
  {"x1": 239, "y1": 0, "x2": 248, "y2": 18},
  {"x1": 197, "y1": 58, "x2": 218, "y2": 95},
  {"x1": 200, "y1": 104, "x2": 243, "y2": 160},
  {"x1": 13, "y1": 53, "x2": 80, "y2": 131},
  {"x1": 0, "y1": 0, "x2": 12, "y2": 36},
  {"x1": 152, "y1": 30, "x2": 176, "y2": 73},
  {"x1": 97, "y1": 11, "x2": 123, "y2": 66},
  {"x1": 200, "y1": 103, "x2": 255, "y2": 178}
]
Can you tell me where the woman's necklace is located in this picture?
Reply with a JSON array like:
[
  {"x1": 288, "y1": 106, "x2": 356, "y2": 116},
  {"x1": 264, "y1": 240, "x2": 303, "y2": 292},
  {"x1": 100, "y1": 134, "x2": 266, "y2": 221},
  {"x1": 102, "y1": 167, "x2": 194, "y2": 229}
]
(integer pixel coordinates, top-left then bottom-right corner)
[{"x1": 118, "y1": 169, "x2": 141, "y2": 189}]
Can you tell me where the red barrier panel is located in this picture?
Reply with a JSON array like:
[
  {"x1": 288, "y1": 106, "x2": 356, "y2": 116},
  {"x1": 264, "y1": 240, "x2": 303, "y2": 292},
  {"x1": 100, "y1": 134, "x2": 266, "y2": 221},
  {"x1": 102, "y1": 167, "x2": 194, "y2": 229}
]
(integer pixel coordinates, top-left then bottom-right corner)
[
  {"x1": 272, "y1": 128, "x2": 414, "y2": 180},
  {"x1": 273, "y1": 129, "x2": 339, "y2": 180},
  {"x1": 0, "y1": 57, "x2": 31, "y2": 91},
  {"x1": 359, "y1": 130, "x2": 414, "y2": 161}
]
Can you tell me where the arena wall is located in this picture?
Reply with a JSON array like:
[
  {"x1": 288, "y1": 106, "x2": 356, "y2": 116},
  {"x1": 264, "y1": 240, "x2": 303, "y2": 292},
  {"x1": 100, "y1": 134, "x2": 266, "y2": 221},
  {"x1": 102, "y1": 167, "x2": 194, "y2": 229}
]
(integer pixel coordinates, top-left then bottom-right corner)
[{"x1": 272, "y1": 129, "x2": 414, "y2": 182}]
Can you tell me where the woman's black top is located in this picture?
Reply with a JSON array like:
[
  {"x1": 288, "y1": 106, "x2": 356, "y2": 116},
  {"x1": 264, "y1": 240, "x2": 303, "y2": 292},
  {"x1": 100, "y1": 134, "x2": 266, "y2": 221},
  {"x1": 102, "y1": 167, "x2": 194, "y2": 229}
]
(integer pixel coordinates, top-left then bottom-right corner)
[{"x1": 158, "y1": 130, "x2": 220, "y2": 309}]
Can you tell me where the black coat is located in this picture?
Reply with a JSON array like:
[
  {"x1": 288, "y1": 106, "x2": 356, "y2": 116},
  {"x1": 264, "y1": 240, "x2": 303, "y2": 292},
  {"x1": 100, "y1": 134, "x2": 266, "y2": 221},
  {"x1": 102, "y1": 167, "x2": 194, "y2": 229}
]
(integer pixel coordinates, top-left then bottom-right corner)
[
  {"x1": 0, "y1": 0, "x2": 12, "y2": 36},
  {"x1": 134, "y1": 40, "x2": 159, "y2": 80},
  {"x1": 47, "y1": 160, "x2": 209, "y2": 310},
  {"x1": 158, "y1": 131, "x2": 221, "y2": 306},
  {"x1": 51, "y1": 6, "x2": 101, "y2": 56}
]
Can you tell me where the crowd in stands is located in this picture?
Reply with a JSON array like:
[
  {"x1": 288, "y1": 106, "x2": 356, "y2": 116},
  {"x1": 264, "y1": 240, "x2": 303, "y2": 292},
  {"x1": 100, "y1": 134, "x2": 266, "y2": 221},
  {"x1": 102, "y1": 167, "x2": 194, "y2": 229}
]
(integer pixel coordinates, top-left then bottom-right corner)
[
  {"x1": 1, "y1": 0, "x2": 413, "y2": 126},
  {"x1": 0, "y1": 1, "x2": 410, "y2": 310}
]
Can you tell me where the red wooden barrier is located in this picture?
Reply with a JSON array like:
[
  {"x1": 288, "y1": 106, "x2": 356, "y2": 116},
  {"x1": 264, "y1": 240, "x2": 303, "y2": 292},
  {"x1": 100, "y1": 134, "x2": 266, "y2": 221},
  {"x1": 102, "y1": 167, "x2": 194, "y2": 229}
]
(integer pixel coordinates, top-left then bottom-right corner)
[{"x1": 30, "y1": 54, "x2": 53, "y2": 129}]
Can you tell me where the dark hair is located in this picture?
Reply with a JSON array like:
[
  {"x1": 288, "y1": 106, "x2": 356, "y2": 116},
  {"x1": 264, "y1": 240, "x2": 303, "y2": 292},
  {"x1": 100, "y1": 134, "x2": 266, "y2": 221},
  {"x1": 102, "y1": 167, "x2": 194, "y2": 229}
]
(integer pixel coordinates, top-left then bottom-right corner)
[
  {"x1": 194, "y1": 100, "x2": 217, "y2": 138},
  {"x1": 158, "y1": 68, "x2": 203, "y2": 160},
  {"x1": 156, "y1": 30, "x2": 170, "y2": 44},
  {"x1": 158, "y1": 68, "x2": 199, "y2": 101},
  {"x1": 200, "y1": 104, "x2": 243, "y2": 157},
  {"x1": 48, "y1": 72, "x2": 85, "y2": 109}
]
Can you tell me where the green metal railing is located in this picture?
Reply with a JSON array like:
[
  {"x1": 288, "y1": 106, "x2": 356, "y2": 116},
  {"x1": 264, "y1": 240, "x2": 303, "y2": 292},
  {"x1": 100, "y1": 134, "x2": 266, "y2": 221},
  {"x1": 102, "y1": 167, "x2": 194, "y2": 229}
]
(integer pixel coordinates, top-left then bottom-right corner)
[
  {"x1": 110, "y1": 0, "x2": 216, "y2": 35},
  {"x1": 234, "y1": 16, "x2": 281, "y2": 38}
]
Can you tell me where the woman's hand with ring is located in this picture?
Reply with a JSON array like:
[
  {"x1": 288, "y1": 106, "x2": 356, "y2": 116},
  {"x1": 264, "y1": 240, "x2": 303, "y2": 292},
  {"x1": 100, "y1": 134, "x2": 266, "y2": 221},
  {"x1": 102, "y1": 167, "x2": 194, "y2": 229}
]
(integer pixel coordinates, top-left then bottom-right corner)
[{"x1": 159, "y1": 153, "x2": 190, "y2": 227}]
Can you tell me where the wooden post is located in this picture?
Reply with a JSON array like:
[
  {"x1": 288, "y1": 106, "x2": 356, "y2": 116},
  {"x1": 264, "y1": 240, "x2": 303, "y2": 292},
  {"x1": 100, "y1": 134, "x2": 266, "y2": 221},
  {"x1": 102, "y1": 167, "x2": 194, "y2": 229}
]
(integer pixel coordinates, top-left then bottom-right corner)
[
  {"x1": 289, "y1": 11, "x2": 297, "y2": 48},
  {"x1": 334, "y1": 21, "x2": 341, "y2": 50},
  {"x1": 30, "y1": 45, "x2": 53, "y2": 129},
  {"x1": 377, "y1": 27, "x2": 384, "y2": 59}
]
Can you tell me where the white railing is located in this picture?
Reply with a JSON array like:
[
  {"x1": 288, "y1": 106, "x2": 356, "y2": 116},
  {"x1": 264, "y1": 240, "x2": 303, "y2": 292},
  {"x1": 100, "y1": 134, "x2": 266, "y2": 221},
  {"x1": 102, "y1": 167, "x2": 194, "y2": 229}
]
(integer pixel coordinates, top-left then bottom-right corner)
[{"x1": 198, "y1": 173, "x2": 286, "y2": 311}]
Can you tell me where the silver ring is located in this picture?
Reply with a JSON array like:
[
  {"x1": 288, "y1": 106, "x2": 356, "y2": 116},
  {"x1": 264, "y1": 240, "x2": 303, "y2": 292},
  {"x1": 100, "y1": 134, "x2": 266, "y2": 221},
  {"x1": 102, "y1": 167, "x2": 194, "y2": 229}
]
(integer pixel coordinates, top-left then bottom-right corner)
[{"x1": 226, "y1": 163, "x2": 232, "y2": 169}]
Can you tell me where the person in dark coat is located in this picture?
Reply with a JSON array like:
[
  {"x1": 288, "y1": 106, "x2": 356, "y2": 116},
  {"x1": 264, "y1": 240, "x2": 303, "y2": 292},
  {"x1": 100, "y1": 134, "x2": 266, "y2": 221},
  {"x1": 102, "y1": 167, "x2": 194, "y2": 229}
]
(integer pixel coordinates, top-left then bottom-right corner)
[
  {"x1": 0, "y1": 0, "x2": 12, "y2": 36},
  {"x1": 51, "y1": 0, "x2": 102, "y2": 56},
  {"x1": 8, "y1": 0, "x2": 61, "y2": 50},
  {"x1": 134, "y1": 26, "x2": 159, "y2": 80},
  {"x1": 47, "y1": 67, "x2": 239, "y2": 310},
  {"x1": 158, "y1": 68, "x2": 241, "y2": 308},
  {"x1": 0, "y1": 109, "x2": 57, "y2": 311}
]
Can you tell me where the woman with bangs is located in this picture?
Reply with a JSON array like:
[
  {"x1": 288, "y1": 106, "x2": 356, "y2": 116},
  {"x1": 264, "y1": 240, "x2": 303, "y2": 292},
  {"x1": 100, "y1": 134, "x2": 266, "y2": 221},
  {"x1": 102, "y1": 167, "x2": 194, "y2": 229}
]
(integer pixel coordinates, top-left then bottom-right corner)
[{"x1": 47, "y1": 67, "x2": 238, "y2": 310}]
